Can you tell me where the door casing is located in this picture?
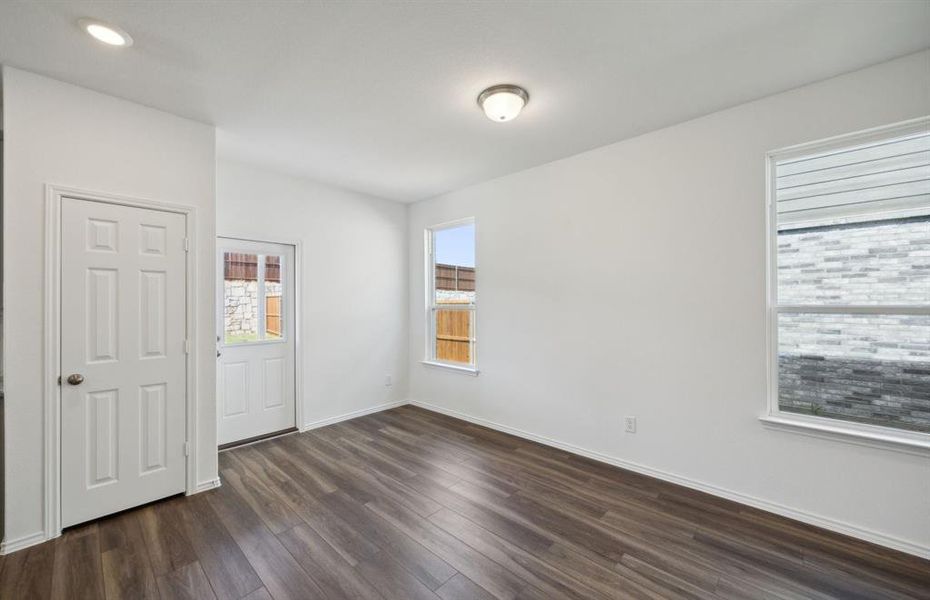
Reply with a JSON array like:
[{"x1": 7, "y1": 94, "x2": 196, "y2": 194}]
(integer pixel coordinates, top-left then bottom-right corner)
[
  {"x1": 43, "y1": 185, "x2": 199, "y2": 543},
  {"x1": 216, "y1": 235, "x2": 304, "y2": 441}
]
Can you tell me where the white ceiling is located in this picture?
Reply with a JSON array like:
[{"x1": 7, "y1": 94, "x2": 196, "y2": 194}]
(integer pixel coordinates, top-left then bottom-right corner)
[{"x1": 0, "y1": 1, "x2": 928, "y2": 202}]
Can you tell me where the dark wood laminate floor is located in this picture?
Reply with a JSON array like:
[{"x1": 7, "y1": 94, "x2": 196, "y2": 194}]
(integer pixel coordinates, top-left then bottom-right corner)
[{"x1": 2, "y1": 405, "x2": 928, "y2": 599}]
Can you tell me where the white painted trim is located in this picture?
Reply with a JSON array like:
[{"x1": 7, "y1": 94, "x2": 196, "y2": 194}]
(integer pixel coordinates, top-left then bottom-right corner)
[
  {"x1": 420, "y1": 360, "x2": 479, "y2": 376},
  {"x1": 293, "y1": 240, "x2": 305, "y2": 439},
  {"x1": 215, "y1": 236, "x2": 304, "y2": 437},
  {"x1": 409, "y1": 399, "x2": 930, "y2": 560},
  {"x1": 0, "y1": 531, "x2": 49, "y2": 556},
  {"x1": 768, "y1": 117, "x2": 930, "y2": 163},
  {"x1": 44, "y1": 184, "x2": 200, "y2": 541},
  {"x1": 300, "y1": 400, "x2": 407, "y2": 432},
  {"x1": 427, "y1": 217, "x2": 478, "y2": 232},
  {"x1": 193, "y1": 478, "x2": 222, "y2": 494},
  {"x1": 43, "y1": 186, "x2": 63, "y2": 543},
  {"x1": 760, "y1": 414, "x2": 930, "y2": 456},
  {"x1": 424, "y1": 227, "x2": 433, "y2": 364}
]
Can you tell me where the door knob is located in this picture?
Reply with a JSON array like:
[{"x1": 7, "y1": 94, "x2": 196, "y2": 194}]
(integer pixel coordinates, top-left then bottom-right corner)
[{"x1": 66, "y1": 373, "x2": 85, "y2": 385}]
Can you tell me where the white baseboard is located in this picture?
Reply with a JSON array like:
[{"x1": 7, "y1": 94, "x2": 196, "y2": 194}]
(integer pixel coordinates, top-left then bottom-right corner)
[
  {"x1": 193, "y1": 477, "x2": 222, "y2": 494},
  {"x1": 301, "y1": 399, "x2": 407, "y2": 432},
  {"x1": 409, "y1": 399, "x2": 930, "y2": 560},
  {"x1": 0, "y1": 530, "x2": 49, "y2": 555}
]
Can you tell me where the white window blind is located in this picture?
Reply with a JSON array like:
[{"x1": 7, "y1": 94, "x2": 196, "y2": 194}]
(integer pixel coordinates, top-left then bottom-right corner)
[{"x1": 776, "y1": 131, "x2": 930, "y2": 228}]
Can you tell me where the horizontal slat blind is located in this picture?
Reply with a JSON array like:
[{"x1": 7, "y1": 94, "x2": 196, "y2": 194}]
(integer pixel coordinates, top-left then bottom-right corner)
[{"x1": 776, "y1": 132, "x2": 930, "y2": 227}]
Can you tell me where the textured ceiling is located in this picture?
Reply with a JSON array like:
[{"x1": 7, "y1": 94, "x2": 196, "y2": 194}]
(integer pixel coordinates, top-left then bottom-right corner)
[{"x1": 0, "y1": 1, "x2": 928, "y2": 202}]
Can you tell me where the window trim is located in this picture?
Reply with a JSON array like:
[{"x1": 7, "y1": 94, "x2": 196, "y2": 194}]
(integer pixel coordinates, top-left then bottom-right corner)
[
  {"x1": 763, "y1": 117, "x2": 930, "y2": 454},
  {"x1": 420, "y1": 360, "x2": 479, "y2": 376},
  {"x1": 424, "y1": 217, "x2": 478, "y2": 372}
]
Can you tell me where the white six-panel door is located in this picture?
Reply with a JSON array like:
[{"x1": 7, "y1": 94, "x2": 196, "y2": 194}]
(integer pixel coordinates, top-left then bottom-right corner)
[
  {"x1": 217, "y1": 239, "x2": 296, "y2": 445},
  {"x1": 60, "y1": 197, "x2": 188, "y2": 528}
]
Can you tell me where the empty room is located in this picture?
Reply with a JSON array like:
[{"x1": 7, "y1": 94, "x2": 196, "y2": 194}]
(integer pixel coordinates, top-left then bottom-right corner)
[{"x1": 0, "y1": 1, "x2": 929, "y2": 598}]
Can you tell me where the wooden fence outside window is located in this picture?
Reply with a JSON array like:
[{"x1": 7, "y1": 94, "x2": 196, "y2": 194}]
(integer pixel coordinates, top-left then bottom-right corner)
[
  {"x1": 436, "y1": 308, "x2": 472, "y2": 363},
  {"x1": 435, "y1": 264, "x2": 475, "y2": 291},
  {"x1": 434, "y1": 263, "x2": 475, "y2": 364},
  {"x1": 224, "y1": 253, "x2": 281, "y2": 282},
  {"x1": 266, "y1": 295, "x2": 282, "y2": 337}
]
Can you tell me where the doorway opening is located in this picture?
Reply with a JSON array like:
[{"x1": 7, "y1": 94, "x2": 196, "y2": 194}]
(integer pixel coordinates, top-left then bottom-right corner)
[{"x1": 216, "y1": 238, "x2": 299, "y2": 446}]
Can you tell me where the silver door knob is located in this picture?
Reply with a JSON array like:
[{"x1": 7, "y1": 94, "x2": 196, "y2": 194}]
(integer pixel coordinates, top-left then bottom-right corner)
[{"x1": 66, "y1": 373, "x2": 85, "y2": 385}]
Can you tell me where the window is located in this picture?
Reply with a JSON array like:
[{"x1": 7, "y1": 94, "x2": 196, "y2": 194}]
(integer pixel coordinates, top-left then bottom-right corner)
[
  {"x1": 223, "y1": 251, "x2": 286, "y2": 344},
  {"x1": 425, "y1": 219, "x2": 477, "y2": 371},
  {"x1": 766, "y1": 119, "x2": 930, "y2": 447}
]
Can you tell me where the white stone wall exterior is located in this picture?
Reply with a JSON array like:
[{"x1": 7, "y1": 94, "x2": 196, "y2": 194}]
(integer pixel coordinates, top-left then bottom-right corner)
[
  {"x1": 225, "y1": 279, "x2": 259, "y2": 335},
  {"x1": 224, "y1": 279, "x2": 284, "y2": 337},
  {"x1": 436, "y1": 290, "x2": 475, "y2": 304},
  {"x1": 777, "y1": 216, "x2": 930, "y2": 362},
  {"x1": 776, "y1": 216, "x2": 930, "y2": 430},
  {"x1": 778, "y1": 216, "x2": 929, "y2": 307}
]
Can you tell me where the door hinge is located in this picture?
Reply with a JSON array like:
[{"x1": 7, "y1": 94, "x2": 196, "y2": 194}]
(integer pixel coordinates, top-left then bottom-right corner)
[
  {"x1": 184, "y1": 339, "x2": 191, "y2": 354},
  {"x1": 183, "y1": 237, "x2": 190, "y2": 252},
  {"x1": 184, "y1": 442, "x2": 191, "y2": 456},
  {"x1": 57, "y1": 375, "x2": 62, "y2": 386}
]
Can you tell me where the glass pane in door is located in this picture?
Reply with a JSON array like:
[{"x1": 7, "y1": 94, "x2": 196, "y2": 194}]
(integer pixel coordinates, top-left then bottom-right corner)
[
  {"x1": 223, "y1": 251, "x2": 286, "y2": 344},
  {"x1": 264, "y1": 254, "x2": 283, "y2": 340},
  {"x1": 223, "y1": 252, "x2": 261, "y2": 344}
]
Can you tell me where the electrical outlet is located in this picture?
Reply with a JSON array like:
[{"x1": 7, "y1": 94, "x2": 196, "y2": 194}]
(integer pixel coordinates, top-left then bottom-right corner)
[
  {"x1": 624, "y1": 416, "x2": 637, "y2": 433},
  {"x1": 385, "y1": 374, "x2": 392, "y2": 387}
]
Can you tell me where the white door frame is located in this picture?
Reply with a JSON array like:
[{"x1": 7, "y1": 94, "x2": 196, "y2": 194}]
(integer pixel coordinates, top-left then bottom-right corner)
[
  {"x1": 216, "y1": 235, "x2": 303, "y2": 437},
  {"x1": 43, "y1": 184, "x2": 199, "y2": 542}
]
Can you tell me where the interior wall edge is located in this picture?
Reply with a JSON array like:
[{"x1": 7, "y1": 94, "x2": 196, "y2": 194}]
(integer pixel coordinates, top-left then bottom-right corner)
[
  {"x1": 1, "y1": 66, "x2": 218, "y2": 542},
  {"x1": 216, "y1": 158, "x2": 410, "y2": 443},
  {"x1": 406, "y1": 50, "x2": 930, "y2": 558},
  {"x1": 409, "y1": 399, "x2": 930, "y2": 560}
]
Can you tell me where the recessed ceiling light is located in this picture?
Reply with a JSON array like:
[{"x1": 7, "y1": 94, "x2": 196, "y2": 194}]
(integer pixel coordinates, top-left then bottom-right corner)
[
  {"x1": 477, "y1": 85, "x2": 529, "y2": 123},
  {"x1": 79, "y1": 19, "x2": 133, "y2": 47}
]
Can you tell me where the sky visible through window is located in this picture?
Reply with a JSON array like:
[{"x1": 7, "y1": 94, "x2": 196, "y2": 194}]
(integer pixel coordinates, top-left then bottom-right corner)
[{"x1": 435, "y1": 223, "x2": 475, "y2": 267}]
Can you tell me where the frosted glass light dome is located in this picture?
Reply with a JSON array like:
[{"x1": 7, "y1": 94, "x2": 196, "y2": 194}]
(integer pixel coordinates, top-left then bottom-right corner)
[{"x1": 477, "y1": 85, "x2": 529, "y2": 122}]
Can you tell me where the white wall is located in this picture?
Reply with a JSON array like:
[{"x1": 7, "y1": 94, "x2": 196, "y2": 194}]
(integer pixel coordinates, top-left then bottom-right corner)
[
  {"x1": 1, "y1": 67, "x2": 217, "y2": 547},
  {"x1": 217, "y1": 160, "x2": 408, "y2": 427},
  {"x1": 408, "y1": 51, "x2": 930, "y2": 556}
]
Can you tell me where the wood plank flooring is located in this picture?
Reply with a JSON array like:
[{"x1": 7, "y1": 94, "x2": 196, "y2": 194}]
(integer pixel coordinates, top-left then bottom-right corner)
[{"x1": 2, "y1": 404, "x2": 928, "y2": 599}]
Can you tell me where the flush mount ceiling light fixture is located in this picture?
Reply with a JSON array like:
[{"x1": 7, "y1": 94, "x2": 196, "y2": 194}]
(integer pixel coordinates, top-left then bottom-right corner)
[
  {"x1": 79, "y1": 18, "x2": 133, "y2": 47},
  {"x1": 477, "y1": 84, "x2": 529, "y2": 122}
]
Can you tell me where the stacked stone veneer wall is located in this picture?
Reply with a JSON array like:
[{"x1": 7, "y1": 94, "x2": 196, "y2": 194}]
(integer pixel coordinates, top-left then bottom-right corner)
[
  {"x1": 436, "y1": 289, "x2": 476, "y2": 304},
  {"x1": 224, "y1": 279, "x2": 282, "y2": 336},
  {"x1": 776, "y1": 216, "x2": 930, "y2": 431}
]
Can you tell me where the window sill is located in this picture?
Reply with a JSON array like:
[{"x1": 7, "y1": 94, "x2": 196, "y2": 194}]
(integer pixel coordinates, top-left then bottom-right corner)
[
  {"x1": 421, "y1": 360, "x2": 479, "y2": 376},
  {"x1": 760, "y1": 413, "x2": 930, "y2": 456}
]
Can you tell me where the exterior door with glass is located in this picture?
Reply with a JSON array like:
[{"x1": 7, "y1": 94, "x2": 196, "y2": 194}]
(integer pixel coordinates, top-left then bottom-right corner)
[{"x1": 217, "y1": 239, "x2": 296, "y2": 445}]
